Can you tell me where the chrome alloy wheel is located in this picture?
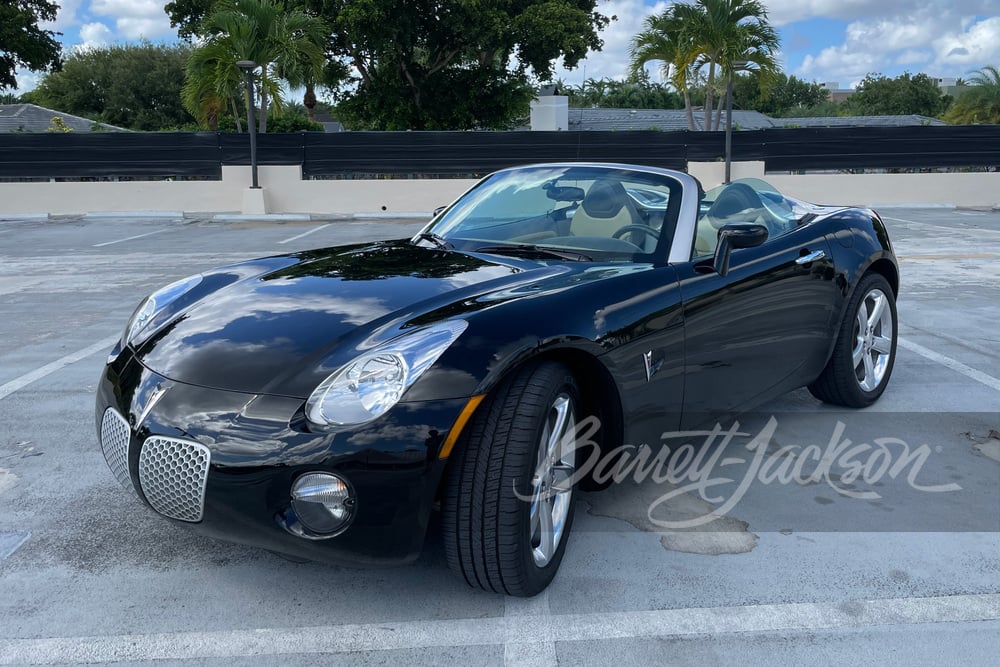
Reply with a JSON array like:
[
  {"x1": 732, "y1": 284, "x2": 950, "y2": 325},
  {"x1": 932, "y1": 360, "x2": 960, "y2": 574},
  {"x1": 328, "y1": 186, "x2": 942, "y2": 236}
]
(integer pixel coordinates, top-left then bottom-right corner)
[
  {"x1": 529, "y1": 393, "x2": 576, "y2": 567},
  {"x1": 853, "y1": 287, "x2": 894, "y2": 392}
]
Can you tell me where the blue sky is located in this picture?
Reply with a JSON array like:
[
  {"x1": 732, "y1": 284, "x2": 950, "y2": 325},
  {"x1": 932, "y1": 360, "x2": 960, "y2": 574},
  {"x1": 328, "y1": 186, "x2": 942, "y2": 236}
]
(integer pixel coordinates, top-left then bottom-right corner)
[{"x1": 15, "y1": 0, "x2": 1000, "y2": 92}]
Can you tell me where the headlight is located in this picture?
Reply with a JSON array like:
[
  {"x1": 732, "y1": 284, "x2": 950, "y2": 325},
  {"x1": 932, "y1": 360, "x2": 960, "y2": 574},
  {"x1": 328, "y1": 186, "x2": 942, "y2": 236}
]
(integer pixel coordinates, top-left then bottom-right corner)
[
  {"x1": 123, "y1": 274, "x2": 203, "y2": 346},
  {"x1": 306, "y1": 320, "x2": 468, "y2": 427}
]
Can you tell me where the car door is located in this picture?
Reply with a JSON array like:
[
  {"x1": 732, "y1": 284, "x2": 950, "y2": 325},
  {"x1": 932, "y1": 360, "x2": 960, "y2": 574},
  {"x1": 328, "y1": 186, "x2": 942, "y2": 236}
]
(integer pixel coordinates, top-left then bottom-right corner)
[{"x1": 677, "y1": 222, "x2": 838, "y2": 424}]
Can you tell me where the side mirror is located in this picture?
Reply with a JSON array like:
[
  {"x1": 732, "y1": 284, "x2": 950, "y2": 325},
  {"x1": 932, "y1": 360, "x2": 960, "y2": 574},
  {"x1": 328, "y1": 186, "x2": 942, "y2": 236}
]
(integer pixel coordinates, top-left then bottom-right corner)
[
  {"x1": 432, "y1": 205, "x2": 447, "y2": 218},
  {"x1": 713, "y1": 222, "x2": 768, "y2": 276}
]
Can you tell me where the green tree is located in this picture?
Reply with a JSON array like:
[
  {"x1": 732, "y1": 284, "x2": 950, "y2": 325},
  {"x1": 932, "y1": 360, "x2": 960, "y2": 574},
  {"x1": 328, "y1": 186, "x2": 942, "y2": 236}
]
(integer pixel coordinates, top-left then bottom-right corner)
[
  {"x1": 632, "y1": 0, "x2": 779, "y2": 131},
  {"x1": 944, "y1": 65, "x2": 1000, "y2": 125},
  {"x1": 842, "y1": 72, "x2": 949, "y2": 117},
  {"x1": 732, "y1": 70, "x2": 828, "y2": 116},
  {"x1": 32, "y1": 42, "x2": 196, "y2": 130},
  {"x1": 561, "y1": 76, "x2": 683, "y2": 110},
  {"x1": 184, "y1": 0, "x2": 328, "y2": 133},
  {"x1": 310, "y1": 0, "x2": 611, "y2": 130},
  {"x1": 0, "y1": 0, "x2": 61, "y2": 90},
  {"x1": 629, "y1": 8, "x2": 698, "y2": 129},
  {"x1": 167, "y1": 0, "x2": 611, "y2": 130}
]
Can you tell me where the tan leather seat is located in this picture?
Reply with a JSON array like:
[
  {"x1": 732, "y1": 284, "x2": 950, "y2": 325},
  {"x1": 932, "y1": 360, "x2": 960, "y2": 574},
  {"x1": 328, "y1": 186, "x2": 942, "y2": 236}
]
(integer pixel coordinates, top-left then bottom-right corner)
[{"x1": 570, "y1": 179, "x2": 639, "y2": 238}]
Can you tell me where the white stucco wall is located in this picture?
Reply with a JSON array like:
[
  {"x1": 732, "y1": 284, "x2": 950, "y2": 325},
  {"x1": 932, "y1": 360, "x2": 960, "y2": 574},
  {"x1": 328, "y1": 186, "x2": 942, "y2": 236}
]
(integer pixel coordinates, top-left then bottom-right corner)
[{"x1": 1, "y1": 162, "x2": 997, "y2": 217}]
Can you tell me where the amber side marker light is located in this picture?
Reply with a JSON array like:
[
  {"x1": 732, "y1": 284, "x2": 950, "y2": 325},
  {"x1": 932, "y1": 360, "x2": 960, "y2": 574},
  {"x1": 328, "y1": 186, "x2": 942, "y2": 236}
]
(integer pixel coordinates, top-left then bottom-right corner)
[{"x1": 438, "y1": 394, "x2": 486, "y2": 459}]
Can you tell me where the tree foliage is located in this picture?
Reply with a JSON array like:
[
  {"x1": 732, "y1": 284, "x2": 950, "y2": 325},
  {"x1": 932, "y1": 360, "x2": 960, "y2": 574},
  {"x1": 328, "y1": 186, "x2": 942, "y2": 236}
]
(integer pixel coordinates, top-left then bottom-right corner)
[
  {"x1": 32, "y1": 42, "x2": 196, "y2": 130},
  {"x1": 842, "y1": 72, "x2": 949, "y2": 117},
  {"x1": 561, "y1": 77, "x2": 684, "y2": 110},
  {"x1": 182, "y1": 0, "x2": 329, "y2": 132},
  {"x1": 629, "y1": 0, "x2": 779, "y2": 131},
  {"x1": 0, "y1": 0, "x2": 62, "y2": 90},
  {"x1": 731, "y1": 70, "x2": 828, "y2": 116},
  {"x1": 167, "y1": 0, "x2": 611, "y2": 130},
  {"x1": 307, "y1": 0, "x2": 610, "y2": 130},
  {"x1": 944, "y1": 65, "x2": 1000, "y2": 125}
]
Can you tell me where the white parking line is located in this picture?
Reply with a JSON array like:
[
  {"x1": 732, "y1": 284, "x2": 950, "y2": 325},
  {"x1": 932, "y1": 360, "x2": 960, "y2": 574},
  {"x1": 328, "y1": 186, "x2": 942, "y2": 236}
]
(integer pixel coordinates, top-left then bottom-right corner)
[
  {"x1": 882, "y1": 215, "x2": 1000, "y2": 234},
  {"x1": 504, "y1": 590, "x2": 556, "y2": 667},
  {"x1": 0, "y1": 593, "x2": 996, "y2": 664},
  {"x1": 898, "y1": 336, "x2": 1000, "y2": 393},
  {"x1": 277, "y1": 223, "x2": 331, "y2": 245},
  {"x1": 92, "y1": 228, "x2": 170, "y2": 248},
  {"x1": 0, "y1": 335, "x2": 118, "y2": 401}
]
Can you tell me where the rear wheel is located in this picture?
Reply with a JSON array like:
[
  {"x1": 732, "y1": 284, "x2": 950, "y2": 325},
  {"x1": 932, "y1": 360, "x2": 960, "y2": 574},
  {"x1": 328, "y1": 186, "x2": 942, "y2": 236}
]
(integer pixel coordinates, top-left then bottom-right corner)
[
  {"x1": 809, "y1": 272, "x2": 897, "y2": 407},
  {"x1": 442, "y1": 361, "x2": 579, "y2": 596}
]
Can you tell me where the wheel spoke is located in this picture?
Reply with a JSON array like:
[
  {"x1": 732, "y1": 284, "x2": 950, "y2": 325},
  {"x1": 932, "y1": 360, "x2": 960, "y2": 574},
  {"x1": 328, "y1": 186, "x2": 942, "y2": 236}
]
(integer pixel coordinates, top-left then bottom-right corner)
[
  {"x1": 538, "y1": 497, "x2": 554, "y2": 559},
  {"x1": 871, "y1": 335, "x2": 892, "y2": 354},
  {"x1": 546, "y1": 396, "x2": 571, "y2": 457},
  {"x1": 862, "y1": 352, "x2": 876, "y2": 388},
  {"x1": 856, "y1": 299, "x2": 869, "y2": 334},
  {"x1": 550, "y1": 463, "x2": 575, "y2": 494},
  {"x1": 867, "y1": 293, "x2": 886, "y2": 329},
  {"x1": 852, "y1": 341, "x2": 865, "y2": 369}
]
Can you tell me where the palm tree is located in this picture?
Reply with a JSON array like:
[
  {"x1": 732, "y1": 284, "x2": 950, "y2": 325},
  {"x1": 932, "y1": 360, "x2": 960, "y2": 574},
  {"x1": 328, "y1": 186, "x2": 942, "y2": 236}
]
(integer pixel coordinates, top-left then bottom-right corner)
[
  {"x1": 185, "y1": 0, "x2": 328, "y2": 132},
  {"x1": 671, "y1": 0, "x2": 779, "y2": 130},
  {"x1": 630, "y1": 9, "x2": 699, "y2": 130},
  {"x1": 945, "y1": 65, "x2": 1000, "y2": 125}
]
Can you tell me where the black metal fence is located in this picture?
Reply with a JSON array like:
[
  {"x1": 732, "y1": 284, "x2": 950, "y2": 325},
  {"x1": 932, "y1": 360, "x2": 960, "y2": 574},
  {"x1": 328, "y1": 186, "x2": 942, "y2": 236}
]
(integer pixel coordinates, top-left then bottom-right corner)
[{"x1": 1, "y1": 126, "x2": 997, "y2": 180}]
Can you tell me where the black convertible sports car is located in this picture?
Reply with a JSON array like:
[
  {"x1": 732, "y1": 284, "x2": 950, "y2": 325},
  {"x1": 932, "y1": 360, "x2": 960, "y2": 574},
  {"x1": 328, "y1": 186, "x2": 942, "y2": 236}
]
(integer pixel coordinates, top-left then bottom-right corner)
[{"x1": 97, "y1": 163, "x2": 898, "y2": 596}]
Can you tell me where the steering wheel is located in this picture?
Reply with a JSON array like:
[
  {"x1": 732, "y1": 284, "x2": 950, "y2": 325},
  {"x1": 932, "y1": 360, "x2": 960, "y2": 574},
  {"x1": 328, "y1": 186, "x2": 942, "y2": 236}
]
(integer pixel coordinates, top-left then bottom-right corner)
[{"x1": 612, "y1": 224, "x2": 660, "y2": 242}]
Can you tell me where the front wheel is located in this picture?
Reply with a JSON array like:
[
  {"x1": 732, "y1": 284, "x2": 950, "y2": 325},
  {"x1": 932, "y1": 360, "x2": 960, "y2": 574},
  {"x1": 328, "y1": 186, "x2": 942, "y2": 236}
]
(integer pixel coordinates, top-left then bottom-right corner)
[
  {"x1": 809, "y1": 272, "x2": 897, "y2": 407},
  {"x1": 442, "y1": 361, "x2": 579, "y2": 596}
]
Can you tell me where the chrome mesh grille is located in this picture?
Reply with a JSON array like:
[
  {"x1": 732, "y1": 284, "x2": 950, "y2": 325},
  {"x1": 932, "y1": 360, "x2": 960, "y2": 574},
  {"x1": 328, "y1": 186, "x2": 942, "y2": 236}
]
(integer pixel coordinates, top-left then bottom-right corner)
[
  {"x1": 138, "y1": 437, "x2": 211, "y2": 522},
  {"x1": 100, "y1": 409, "x2": 135, "y2": 494}
]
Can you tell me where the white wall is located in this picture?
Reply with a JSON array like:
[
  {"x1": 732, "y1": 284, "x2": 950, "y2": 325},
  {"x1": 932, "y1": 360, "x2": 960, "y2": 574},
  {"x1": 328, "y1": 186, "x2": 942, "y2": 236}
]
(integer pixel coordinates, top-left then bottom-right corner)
[
  {"x1": 687, "y1": 161, "x2": 1000, "y2": 208},
  {"x1": 2, "y1": 162, "x2": 998, "y2": 217}
]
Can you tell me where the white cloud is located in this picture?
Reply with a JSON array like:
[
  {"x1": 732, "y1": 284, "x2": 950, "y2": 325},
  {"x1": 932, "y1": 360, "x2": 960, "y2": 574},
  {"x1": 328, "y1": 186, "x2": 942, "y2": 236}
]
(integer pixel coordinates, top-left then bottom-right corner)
[
  {"x1": 90, "y1": 0, "x2": 175, "y2": 40},
  {"x1": 12, "y1": 70, "x2": 42, "y2": 95},
  {"x1": 795, "y1": 6, "x2": 1000, "y2": 85},
  {"x1": 896, "y1": 49, "x2": 931, "y2": 66},
  {"x1": 932, "y1": 16, "x2": 1000, "y2": 69},
  {"x1": 78, "y1": 22, "x2": 114, "y2": 50},
  {"x1": 553, "y1": 0, "x2": 672, "y2": 84},
  {"x1": 762, "y1": 1, "x2": 999, "y2": 27},
  {"x1": 40, "y1": 0, "x2": 85, "y2": 31}
]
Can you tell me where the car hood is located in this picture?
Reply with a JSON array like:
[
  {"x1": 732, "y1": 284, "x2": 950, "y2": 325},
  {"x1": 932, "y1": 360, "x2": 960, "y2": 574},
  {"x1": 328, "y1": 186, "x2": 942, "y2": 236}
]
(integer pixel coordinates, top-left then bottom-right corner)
[{"x1": 134, "y1": 241, "x2": 566, "y2": 397}]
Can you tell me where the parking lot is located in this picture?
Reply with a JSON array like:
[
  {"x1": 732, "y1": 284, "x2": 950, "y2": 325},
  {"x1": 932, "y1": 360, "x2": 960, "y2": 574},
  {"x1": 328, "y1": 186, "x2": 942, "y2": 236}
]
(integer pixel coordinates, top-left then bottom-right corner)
[{"x1": 1, "y1": 208, "x2": 998, "y2": 665}]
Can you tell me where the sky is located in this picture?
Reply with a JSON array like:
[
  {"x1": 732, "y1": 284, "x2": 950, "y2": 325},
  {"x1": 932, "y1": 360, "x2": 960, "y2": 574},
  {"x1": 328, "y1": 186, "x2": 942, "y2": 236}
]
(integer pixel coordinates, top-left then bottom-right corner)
[{"x1": 13, "y1": 0, "x2": 1000, "y2": 93}]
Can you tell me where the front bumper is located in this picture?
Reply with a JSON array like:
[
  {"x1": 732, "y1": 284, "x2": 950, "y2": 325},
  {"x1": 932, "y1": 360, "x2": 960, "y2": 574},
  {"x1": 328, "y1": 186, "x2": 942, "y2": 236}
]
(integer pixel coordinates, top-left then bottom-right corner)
[{"x1": 96, "y1": 346, "x2": 468, "y2": 565}]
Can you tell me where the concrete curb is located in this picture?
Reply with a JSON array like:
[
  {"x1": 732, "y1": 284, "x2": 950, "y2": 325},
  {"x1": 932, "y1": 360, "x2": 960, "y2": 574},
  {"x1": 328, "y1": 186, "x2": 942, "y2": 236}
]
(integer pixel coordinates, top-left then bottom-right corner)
[
  {"x1": 211, "y1": 213, "x2": 313, "y2": 222},
  {"x1": 868, "y1": 203, "x2": 956, "y2": 209},
  {"x1": 352, "y1": 211, "x2": 432, "y2": 219},
  {"x1": 84, "y1": 210, "x2": 183, "y2": 219},
  {"x1": 0, "y1": 213, "x2": 50, "y2": 221}
]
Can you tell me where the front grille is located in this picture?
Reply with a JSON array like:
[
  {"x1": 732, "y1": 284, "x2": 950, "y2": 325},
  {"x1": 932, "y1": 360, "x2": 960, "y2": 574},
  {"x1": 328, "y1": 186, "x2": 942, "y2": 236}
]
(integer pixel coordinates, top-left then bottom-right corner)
[
  {"x1": 138, "y1": 436, "x2": 211, "y2": 522},
  {"x1": 100, "y1": 409, "x2": 135, "y2": 494}
]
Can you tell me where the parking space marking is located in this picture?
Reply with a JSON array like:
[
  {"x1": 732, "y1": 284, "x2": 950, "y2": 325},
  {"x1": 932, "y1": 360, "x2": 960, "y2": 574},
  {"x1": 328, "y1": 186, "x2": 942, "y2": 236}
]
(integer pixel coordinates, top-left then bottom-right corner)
[
  {"x1": 1, "y1": 593, "x2": 997, "y2": 664},
  {"x1": 277, "y1": 224, "x2": 331, "y2": 245},
  {"x1": 92, "y1": 228, "x2": 170, "y2": 248},
  {"x1": 882, "y1": 215, "x2": 1000, "y2": 235},
  {"x1": 504, "y1": 590, "x2": 556, "y2": 667},
  {"x1": 0, "y1": 335, "x2": 118, "y2": 401},
  {"x1": 899, "y1": 336, "x2": 1000, "y2": 393}
]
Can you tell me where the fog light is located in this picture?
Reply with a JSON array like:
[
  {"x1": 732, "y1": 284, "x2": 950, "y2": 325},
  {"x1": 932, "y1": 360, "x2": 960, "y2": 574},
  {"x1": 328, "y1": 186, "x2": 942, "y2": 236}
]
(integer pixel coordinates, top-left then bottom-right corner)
[{"x1": 290, "y1": 472, "x2": 355, "y2": 536}]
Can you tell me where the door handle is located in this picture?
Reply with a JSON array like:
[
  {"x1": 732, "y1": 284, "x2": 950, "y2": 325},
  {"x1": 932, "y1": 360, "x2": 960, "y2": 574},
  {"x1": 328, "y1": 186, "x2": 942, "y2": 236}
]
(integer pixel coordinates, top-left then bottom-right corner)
[{"x1": 795, "y1": 249, "x2": 826, "y2": 265}]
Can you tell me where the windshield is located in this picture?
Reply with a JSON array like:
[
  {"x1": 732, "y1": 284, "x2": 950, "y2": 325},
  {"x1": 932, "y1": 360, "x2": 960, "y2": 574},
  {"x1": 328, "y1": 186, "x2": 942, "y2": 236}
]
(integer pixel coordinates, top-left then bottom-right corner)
[{"x1": 419, "y1": 165, "x2": 682, "y2": 262}]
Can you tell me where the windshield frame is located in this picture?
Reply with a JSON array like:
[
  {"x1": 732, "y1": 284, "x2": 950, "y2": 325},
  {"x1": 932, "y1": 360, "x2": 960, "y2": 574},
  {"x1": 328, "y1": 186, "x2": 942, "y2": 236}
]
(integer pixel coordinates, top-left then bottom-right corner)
[{"x1": 414, "y1": 164, "x2": 690, "y2": 265}]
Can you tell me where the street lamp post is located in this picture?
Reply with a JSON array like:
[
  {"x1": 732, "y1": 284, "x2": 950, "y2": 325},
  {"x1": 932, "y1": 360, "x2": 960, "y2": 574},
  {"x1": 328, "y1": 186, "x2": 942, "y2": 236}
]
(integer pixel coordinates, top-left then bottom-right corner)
[
  {"x1": 236, "y1": 60, "x2": 260, "y2": 190},
  {"x1": 724, "y1": 60, "x2": 749, "y2": 184}
]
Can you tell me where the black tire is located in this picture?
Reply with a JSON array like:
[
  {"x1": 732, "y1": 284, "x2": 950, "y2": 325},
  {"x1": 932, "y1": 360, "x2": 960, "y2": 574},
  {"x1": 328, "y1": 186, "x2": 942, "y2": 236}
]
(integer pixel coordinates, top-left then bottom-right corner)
[
  {"x1": 442, "y1": 361, "x2": 580, "y2": 597},
  {"x1": 809, "y1": 272, "x2": 897, "y2": 407}
]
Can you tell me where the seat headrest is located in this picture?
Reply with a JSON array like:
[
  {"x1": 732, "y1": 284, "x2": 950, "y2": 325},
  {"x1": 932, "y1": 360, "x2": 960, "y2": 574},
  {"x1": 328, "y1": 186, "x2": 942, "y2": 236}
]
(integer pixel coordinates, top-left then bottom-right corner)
[{"x1": 581, "y1": 180, "x2": 628, "y2": 219}]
